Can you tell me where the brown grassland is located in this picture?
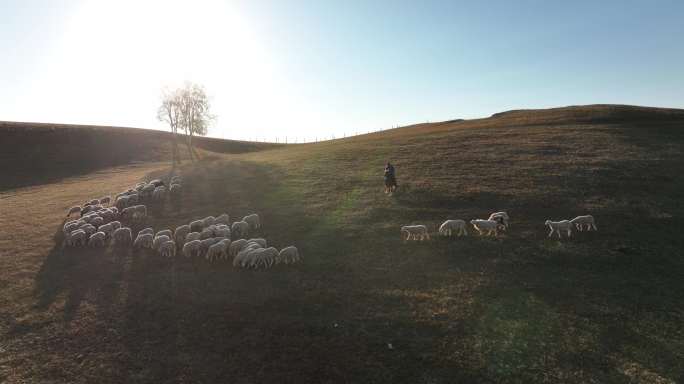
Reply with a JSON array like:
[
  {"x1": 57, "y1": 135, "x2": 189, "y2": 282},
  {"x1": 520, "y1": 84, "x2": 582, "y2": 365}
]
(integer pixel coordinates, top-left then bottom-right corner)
[{"x1": 1, "y1": 105, "x2": 684, "y2": 383}]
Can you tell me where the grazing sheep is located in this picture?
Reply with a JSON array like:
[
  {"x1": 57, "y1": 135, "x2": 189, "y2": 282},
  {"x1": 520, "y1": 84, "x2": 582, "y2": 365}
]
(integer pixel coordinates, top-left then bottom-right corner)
[
  {"x1": 243, "y1": 214, "x2": 260, "y2": 230},
  {"x1": 277, "y1": 246, "x2": 301, "y2": 265},
  {"x1": 206, "y1": 240, "x2": 229, "y2": 262},
  {"x1": 200, "y1": 227, "x2": 214, "y2": 240},
  {"x1": 79, "y1": 223, "x2": 97, "y2": 237},
  {"x1": 182, "y1": 240, "x2": 202, "y2": 258},
  {"x1": 98, "y1": 223, "x2": 114, "y2": 238},
  {"x1": 152, "y1": 235, "x2": 171, "y2": 251},
  {"x1": 100, "y1": 196, "x2": 111, "y2": 206},
  {"x1": 213, "y1": 224, "x2": 230, "y2": 238},
  {"x1": 110, "y1": 221, "x2": 122, "y2": 230},
  {"x1": 228, "y1": 239, "x2": 247, "y2": 257},
  {"x1": 231, "y1": 221, "x2": 249, "y2": 238},
  {"x1": 115, "y1": 196, "x2": 129, "y2": 210},
  {"x1": 488, "y1": 212, "x2": 510, "y2": 229},
  {"x1": 202, "y1": 216, "x2": 216, "y2": 227},
  {"x1": 199, "y1": 237, "x2": 222, "y2": 257},
  {"x1": 112, "y1": 227, "x2": 133, "y2": 246},
  {"x1": 133, "y1": 233, "x2": 154, "y2": 249},
  {"x1": 169, "y1": 183, "x2": 182, "y2": 197},
  {"x1": 400, "y1": 225, "x2": 430, "y2": 241},
  {"x1": 251, "y1": 247, "x2": 279, "y2": 269},
  {"x1": 545, "y1": 220, "x2": 573, "y2": 238},
  {"x1": 88, "y1": 232, "x2": 106, "y2": 248},
  {"x1": 234, "y1": 243, "x2": 263, "y2": 267},
  {"x1": 153, "y1": 186, "x2": 167, "y2": 201},
  {"x1": 470, "y1": 219, "x2": 500, "y2": 237},
  {"x1": 215, "y1": 213, "x2": 230, "y2": 226},
  {"x1": 141, "y1": 184, "x2": 156, "y2": 200},
  {"x1": 86, "y1": 198, "x2": 100, "y2": 206},
  {"x1": 438, "y1": 220, "x2": 468, "y2": 237},
  {"x1": 189, "y1": 220, "x2": 204, "y2": 233},
  {"x1": 185, "y1": 232, "x2": 201, "y2": 243},
  {"x1": 156, "y1": 229, "x2": 173, "y2": 239},
  {"x1": 66, "y1": 229, "x2": 87, "y2": 247},
  {"x1": 63, "y1": 220, "x2": 81, "y2": 234},
  {"x1": 174, "y1": 225, "x2": 191, "y2": 245},
  {"x1": 159, "y1": 240, "x2": 176, "y2": 258},
  {"x1": 66, "y1": 206, "x2": 82, "y2": 217},
  {"x1": 91, "y1": 216, "x2": 104, "y2": 227},
  {"x1": 150, "y1": 179, "x2": 165, "y2": 187},
  {"x1": 570, "y1": 215, "x2": 597, "y2": 231},
  {"x1": 133, "y1": 205, "x2": 147, "y2": 220},
  {"x1": 246, "y1": 238, "x2": 267, "y2": 247},
  {"x1": 139, "y1": 227, "x2": 154, "y2": 236}
]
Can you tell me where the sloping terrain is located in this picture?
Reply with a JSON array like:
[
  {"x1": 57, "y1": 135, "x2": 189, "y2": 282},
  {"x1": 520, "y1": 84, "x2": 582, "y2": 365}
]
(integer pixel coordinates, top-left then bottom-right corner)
[
  {"x1": 1, "y1": 105, "x2": 684, "y2": 383},
  {"x1": 0, "y1": 121, "x2": 281, "y2": 191}
]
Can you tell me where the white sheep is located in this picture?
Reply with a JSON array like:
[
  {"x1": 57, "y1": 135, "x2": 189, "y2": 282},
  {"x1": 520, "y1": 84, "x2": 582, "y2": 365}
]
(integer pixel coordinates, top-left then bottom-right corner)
[
  {"x1": 133, "y1": 205, "x2": 147, "y2": 220},
  {"x1": 88, "y1": 232, "x2": 106, "y2": 248},
  {"x1": 545, "y1": 220, "x2": 573, "y2": 238},
  {"x1": 182, "y1": 240, "x2": 202, "y2": 258},
  {"x1": 246, "y1": 238, "x2": 267, "y2": 247},
  {"x1": 213, "y1": 224, "x2": 230, "y2": 238},
  {"x1": 112, "y1": 227, "x2": 133, "y2": 246},
  {"x1": 470, "y1": 219, "x2": 500, "y2": 237},
  {"x1": 215, "y1": 213, "x2": 230, "y2": 226},
  {"x1": 79, "y1": 223, "x2": 97, "y2": 237},
  {"x1": 234, "y1": 243, "x2": 263, "y2": 267},
  {"x1": 139, "y1": 227, "x2": 154, "y2": 236},
  {"x1": 153, "y1": 186, "x2": 167, "y2": 201},
  {"x1": 231, "y1": 221, "x2": 249, "y2": 238},
  {"x1": 115, "y1": 196, "x2": 129, "y2": 210},
  {"x1": 90, "y1": 216, "x2": 104, "y2": 227},
  {"x1": 100, "y1": 196, "x2": 111, "y2": 206},
  {"x1": 63, "y1": 220, "x2": 81, "y2": 234},
  {"x1": 98, "y1": 223, "x2": 114, "y2": 238},
  {"x1": 199, "y1": 237, "x2": 223, "y2": 257},
  {"x1": 159, "y1": 240, "x2": 176, "y2": 258},
  {"x1": 438, "y1": 220, "x2": 468, "y2": 237},
  {"x1": 570, "y1": 215, "x2": 597, "y2": 231},
  {"x1": 243, "y1": 213, "x2": 260, "y2": 230},
  {"x1": 400, "y1": 225, "x2": 430, "y2": 241},
  {"x1": 156, "y1": 229, "x2": 173, "y2": 239},
  {"x1": 169, "y1": 183, "x2": 182, "y2": 198},
  {"x1": 153, "y1": 235, "x2": 171, "y2": 251},
  {"x1": 206, "y1": 240, "x2": 230, "y2": 262},
  {"x1": 228, "y1": 239, "x2": 247, "y2": 257},
  {"x1": 133, "y1": 233, "x2": 154, "y2": 249},
  {"x1": 189, "y1": 219, "x2": 204, "y2": 233},
  {"x1": 202, "y1": 216, "x2": 216, "y2": 227},
  {"x1": 66, "y1": 229, "x2": 87, "y2": 247},
  {"x1": 185, "y1": 232, "x2": 201, "y2": 243},
  {"x1": 66, "y1": 206, "x2": 82, "y2": 218},
  {"x1": 488, "y1": 211, "x2": 510, "y2": 229},
  {"x1": 110, "y1": 221, "x2": 122, "y2": 230},
  {"x1": 200, "y1": 227, "x2": 214, "y2": 240},
  {"x1": 251, "y1": 247, "x2": 279, "y2": 269},
  {"x1": 277, "y1": 246, "x2": 301, "y2": 265},
  {"x1": 174, "y1": 225, "x2": 191, "y2": 245}
]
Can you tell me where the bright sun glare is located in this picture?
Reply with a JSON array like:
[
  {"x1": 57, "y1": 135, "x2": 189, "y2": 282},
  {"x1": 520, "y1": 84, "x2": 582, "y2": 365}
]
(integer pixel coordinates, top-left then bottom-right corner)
[{"x1": 21, "y1": 0, "x2": 305, "y2": 139}]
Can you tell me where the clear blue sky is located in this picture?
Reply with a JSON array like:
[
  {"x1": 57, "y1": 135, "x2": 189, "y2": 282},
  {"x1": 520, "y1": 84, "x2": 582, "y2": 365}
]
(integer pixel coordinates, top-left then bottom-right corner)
[{"x1": 1, "y1": 0, "x2": 682, "y2": 141}]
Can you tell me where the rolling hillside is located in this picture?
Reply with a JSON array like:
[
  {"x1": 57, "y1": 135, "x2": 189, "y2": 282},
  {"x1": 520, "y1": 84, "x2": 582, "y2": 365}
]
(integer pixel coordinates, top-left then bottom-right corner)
[
  {"x1": 0, "y1": 121, "x2": 281, "y2": 191},
  {"x1": 1, "y1": 105, "x2": 684, "y2": 383}
]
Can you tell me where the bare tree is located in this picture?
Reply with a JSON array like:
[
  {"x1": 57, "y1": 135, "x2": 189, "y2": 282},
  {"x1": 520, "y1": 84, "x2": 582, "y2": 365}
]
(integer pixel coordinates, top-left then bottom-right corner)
[{"x1": 158, "y1": 82, "x2": 214, "y2": 163}]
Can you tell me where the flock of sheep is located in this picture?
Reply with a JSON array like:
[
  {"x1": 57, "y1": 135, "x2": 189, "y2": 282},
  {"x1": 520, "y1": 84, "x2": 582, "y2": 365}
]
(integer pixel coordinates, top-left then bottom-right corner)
[
  {"x1": 61, "y1": 175, "x2": 301, "y2": 269},
  {"x1": 402, "y1": 211, "x2": 597, "y2": 240}
]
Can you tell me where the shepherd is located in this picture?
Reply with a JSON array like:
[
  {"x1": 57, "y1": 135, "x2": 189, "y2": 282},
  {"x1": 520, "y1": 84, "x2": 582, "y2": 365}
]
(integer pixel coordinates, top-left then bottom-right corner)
[{"x1": 384, "y1": 162, "x2": 397, "y2": 194}]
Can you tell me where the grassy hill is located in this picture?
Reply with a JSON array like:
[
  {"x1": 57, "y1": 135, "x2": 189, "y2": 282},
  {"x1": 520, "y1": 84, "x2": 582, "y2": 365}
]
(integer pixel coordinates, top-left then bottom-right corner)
[
  {"x1": 1, "y1": 105, "x2": 684, "y2": 383},
  {"x1": 0, "y1": 121, "x2": 281, "y2": 191}
]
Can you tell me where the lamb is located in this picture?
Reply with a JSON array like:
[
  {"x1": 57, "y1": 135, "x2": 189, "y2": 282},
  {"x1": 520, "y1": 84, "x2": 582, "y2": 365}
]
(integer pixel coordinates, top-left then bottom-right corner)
[
  {"x1": 231, "y1": 221, "x2": 250, "y2": 238},
  {"x1": 182, "y1": 240, "x2": 202, "y2": 258},
  {"x1": 243, "y1": 213, "x2": 260, "y2": 230},
  {"x1": 66, "y1": 229, "x2": 87, "y2": 247},
  {"x1": 438, "y1": 220, "x2": 468, "y2": 237},
  {"x1": 88, "y1": 232, "x2": 106, "y2": 248},
  {"x1": 488, "y1": 211, "x2": 510, "y2": 229},
  {"x1": 228, "y1": 239, "x2": 247, "y2": 257},
  {"x1": 112, "y1": 227, "x2": 133, "y2": 246},
  {"x1": 152, "y1": 235, "x2": 171, "y2": 251},
  {"x1": 100, "y1": 196, "x2": 111, "y2": 206},
  {"x1": 185, "y1": 232, "x2": 201, "y2": 243},
  {"x1": 277, "y1": 246, "x2": 301, "y2": 265},
  {"x1": 570, "y1": 215, "x2": 597, "y2": 231},
  {"x1": 133, "y1": 233, "x2": 154, "y2": 249},
  {"x1": 174, "y1": 225, "x2": 191, "y2": 246},
  {"x1": 159, "y1": 240, "x2": 176, "y2": 258},
  {"x1": 470, "y1": 219, "x2": 500, "y2": 237},
  {"x1": 189, "y1": 220, "x2": 204, "y2": 233},
  {"x1": 215, "y1": 213, "x2": 230, "y2": 226},
  {"x1": 156, "y1": 229, "x2": 173, "y2": 239},
  {"x1": 545, "y1": 220, "x2": 573, "y2": 238},
  {"x1": 66, "y1": 206, "x2": 82, "y2": 217},
  {"x1": 400, "y1": 225, "x2": 430, "y2": 241},
  {"x1": 139, "y1": 227, "x2": 154, "y2": 236}
]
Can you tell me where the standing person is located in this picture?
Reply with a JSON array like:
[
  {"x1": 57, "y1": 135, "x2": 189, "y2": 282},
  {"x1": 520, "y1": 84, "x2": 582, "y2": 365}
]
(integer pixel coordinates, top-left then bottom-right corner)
[{"x1": 384, "y1": 162, "x2": 397, "y2": 194}]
